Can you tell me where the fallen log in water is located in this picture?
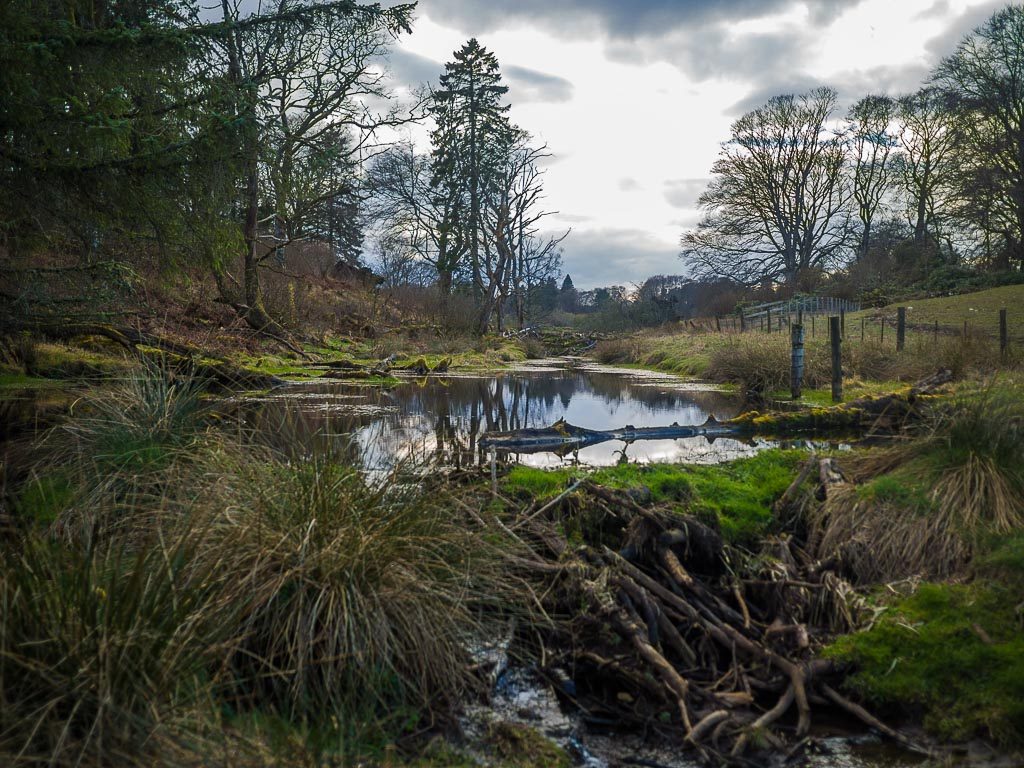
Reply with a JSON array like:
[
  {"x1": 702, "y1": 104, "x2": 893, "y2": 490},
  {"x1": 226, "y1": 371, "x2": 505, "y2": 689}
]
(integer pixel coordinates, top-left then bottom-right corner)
[{"x1": 481, "y1": 370, "x2": 954, "y2": 453}]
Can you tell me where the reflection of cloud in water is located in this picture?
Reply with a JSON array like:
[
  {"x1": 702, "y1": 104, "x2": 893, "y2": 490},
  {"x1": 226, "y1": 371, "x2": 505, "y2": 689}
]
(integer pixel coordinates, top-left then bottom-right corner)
[
  {"x1": 511, "y1": 437, "x2": 767, "y2": 469},
  {"x1": 237, "y1": 363, "x2": 756, "y2": 471}
]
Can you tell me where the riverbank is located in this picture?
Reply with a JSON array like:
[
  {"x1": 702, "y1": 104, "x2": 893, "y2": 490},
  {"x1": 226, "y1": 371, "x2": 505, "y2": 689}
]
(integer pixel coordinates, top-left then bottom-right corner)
[
  {"x1": 2, "y1": 339, "x2": 1022, "y2": 765},
  {"x1": 595, "y1": 317, "x2": 1021, "y2": 405}
]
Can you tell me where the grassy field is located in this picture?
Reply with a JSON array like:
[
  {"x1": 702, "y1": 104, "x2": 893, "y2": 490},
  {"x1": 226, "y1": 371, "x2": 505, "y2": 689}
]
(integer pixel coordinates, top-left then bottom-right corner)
[
  {"x1": 852, "y1": 284, "x2": 1024, "y2": 342},
  {"x1": 595, "y1": 285, "x2": 1024, "y2": 404}
]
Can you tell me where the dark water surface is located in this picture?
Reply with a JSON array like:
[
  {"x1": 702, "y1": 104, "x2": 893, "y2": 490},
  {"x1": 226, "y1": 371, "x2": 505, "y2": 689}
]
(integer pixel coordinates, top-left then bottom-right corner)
[{"x1": 234, "y1": 359, "x2": 779, "y2": 472}]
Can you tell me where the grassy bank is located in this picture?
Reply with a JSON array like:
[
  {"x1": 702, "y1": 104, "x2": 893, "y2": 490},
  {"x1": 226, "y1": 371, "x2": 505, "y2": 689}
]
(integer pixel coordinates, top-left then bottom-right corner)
[
  {"x1": 596, "y1": 315, "x2": 1019, "y2": 401},
  {"x1": 503, "y1": 449, "x2": 806, "y2": 545},
  {"x1": 1, "y1": 367, "x2": 532, "y2": 766},
  {"x1": 817, "y1": 387, "x2": 1024, "y2": 748}
]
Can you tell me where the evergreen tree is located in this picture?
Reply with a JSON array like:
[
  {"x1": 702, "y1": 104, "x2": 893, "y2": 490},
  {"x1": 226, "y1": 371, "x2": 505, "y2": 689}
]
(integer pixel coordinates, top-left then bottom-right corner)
[
  {"x1": 429, "y1": 38, "x2": 513, "y2": 296},
  {"x1": 559, "y1": 274, "x2": 578, "y2": 312}
]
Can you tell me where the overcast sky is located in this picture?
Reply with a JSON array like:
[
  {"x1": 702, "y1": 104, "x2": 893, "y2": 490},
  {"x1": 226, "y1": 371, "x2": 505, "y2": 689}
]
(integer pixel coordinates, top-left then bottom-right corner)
[{"x1": 380, "y1": 0, "x2": 1005, "y2": 289}]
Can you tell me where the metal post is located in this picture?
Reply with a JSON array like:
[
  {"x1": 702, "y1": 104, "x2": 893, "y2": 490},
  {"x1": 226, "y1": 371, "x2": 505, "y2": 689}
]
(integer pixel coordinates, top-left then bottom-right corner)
[
  {"x1": 896, "y1": 307, "x2": 906, "y2": 351},
  {"x1": 934, "y1": 320, "x2": 938, "y2": 344},
  {"x1": 790, "y1": 322, "x2": 805, "y2": 399},
  {"x1": 861, "y1": 317, "x2": 865, "y2": 342},
  {"x1": 840, "y1": 308, "x2": 846, "y2": 337},
  {"x1": 830, "y1": 316, "x2": 842, "y2": 403},
  {"x1": 739, "y1": 308, "x2": 746, "y2": 332}
]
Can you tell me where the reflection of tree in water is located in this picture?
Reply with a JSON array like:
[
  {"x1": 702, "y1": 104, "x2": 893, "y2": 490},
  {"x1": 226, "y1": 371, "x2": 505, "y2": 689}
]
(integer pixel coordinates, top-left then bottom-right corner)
[{"x1": 236, "y1": 370, "x2": 746, "y2": 471}]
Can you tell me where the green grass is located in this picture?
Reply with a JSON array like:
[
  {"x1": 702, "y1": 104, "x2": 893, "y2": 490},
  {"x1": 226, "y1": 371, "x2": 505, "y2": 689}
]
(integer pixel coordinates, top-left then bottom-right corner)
[
  {"x1": 0, "y1": 370, "x2": 68, "y2": 389},
  {"x1": 503, "y1": 449, "x2": 806, "y2": 545},
  {"x1": 851, "y1": 284, "x2": 1024, "y2": 342},
  {"x1": 828, "y1": 579, "x2": 1024, "y2": 745}
]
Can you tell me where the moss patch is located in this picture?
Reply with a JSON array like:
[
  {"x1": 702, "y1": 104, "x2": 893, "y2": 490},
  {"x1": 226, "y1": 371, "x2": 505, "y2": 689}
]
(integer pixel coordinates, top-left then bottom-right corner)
[
  {"x1": 502, "y1": 449, "x2": 805, "y2": 545},
  {"x1": 827, "y1": 581, "x2": 1024, "y2": 746}
]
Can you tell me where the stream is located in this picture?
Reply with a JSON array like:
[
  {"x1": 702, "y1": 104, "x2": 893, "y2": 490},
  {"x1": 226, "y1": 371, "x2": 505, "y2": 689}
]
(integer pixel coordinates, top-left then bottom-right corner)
[{"x1": 235, "y1": 358, "x2": 790, "y2": 471}]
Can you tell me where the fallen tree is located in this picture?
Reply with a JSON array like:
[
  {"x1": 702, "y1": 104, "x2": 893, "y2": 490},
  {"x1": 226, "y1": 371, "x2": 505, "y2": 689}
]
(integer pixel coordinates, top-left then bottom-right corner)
[
  {"x1": 22, "y1": 323, "x2": 285, "y2": 391},
  {"x1": 481, "y1": 370, "x2": 953, "y2": 453}
]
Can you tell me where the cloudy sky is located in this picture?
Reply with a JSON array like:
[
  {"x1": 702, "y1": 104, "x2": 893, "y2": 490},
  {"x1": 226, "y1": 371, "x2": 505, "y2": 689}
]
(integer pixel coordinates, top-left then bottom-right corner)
[{"x1": 381, "y1": 0, "x2": 1005, "y2": 289}]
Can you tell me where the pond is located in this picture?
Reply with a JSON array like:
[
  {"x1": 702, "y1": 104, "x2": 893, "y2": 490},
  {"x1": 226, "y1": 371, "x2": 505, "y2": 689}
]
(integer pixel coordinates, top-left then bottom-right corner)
[{"x1": 234, "y1": 359, "x2": 782, "y2": 472}]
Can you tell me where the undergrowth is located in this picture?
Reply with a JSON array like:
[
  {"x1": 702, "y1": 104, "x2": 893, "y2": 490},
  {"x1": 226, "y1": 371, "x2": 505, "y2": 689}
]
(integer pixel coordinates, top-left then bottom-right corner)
[{"x1": 1, "y1": 366, "x2": 525, "y2": 766}]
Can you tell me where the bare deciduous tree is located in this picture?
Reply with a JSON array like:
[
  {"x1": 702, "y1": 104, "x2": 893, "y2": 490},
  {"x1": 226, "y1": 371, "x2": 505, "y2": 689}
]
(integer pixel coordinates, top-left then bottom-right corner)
[
  {"x1": 846, "y1": 95, "x2": 897, "y2": 258},
  {"x1": 681, "y1": 87, "x2": 851, "y2": 286}
]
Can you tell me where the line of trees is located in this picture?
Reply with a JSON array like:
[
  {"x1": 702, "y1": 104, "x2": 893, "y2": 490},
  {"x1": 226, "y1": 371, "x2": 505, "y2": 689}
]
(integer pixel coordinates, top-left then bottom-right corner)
[
  {"x1": 1, "y1": 4, "x2": 565, "y2": 337},
  {"x1": 681, "y1": 5, "x2": 1024, "y2": 291}
]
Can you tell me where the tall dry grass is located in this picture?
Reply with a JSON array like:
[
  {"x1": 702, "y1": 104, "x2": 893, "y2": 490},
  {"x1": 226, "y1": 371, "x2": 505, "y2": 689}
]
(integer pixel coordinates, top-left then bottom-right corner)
[
  {"x1": 195, "y1": 445, "x2": 512, "y2": 725},
  {"x1": 0, "y1": 528, "x2": 237, "y2": 766},
  {"x1": 809, "y1": 384, "x2": 1024, "y2": 582},
  {"x1": 2, "y1": 366, "x2": 525, "y2": 765}
]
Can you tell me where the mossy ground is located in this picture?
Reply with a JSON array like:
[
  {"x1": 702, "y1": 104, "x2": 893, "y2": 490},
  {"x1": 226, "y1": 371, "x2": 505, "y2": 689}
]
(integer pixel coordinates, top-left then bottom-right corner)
[
  {"x1": 502, "y1": 449, "x2": 806, "y2": 545},
  {"x1": 827, "y1": 574, "x2": 1024, "y2": 746},
  {"x1": 235, "y1": 334, "x2": 527, "y2": 382}
]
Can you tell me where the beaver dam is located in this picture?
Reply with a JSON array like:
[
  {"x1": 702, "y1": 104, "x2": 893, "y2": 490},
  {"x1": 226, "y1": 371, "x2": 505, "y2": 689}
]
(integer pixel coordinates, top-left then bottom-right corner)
[{"x1": 2, "y1": 360, "x2": 1012, "y2": 768}]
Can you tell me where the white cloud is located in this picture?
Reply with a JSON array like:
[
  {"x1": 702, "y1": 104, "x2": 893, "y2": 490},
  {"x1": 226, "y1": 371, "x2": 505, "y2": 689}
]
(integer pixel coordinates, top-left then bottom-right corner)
[{"x1": 384, "y1": 0, "x2": 998, "y2": 286}]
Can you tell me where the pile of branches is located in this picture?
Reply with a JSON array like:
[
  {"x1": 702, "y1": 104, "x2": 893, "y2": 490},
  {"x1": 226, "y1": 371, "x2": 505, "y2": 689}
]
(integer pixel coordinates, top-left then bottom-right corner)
[{"x1": 507, "y1": 469, "x2": 927, "y2": 764}]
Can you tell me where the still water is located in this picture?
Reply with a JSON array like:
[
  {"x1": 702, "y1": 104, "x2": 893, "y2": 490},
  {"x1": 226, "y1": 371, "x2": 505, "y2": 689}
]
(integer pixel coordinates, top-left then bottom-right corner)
[{"x1": 235, "y1": 359, "x2": 779, "y2": 472}]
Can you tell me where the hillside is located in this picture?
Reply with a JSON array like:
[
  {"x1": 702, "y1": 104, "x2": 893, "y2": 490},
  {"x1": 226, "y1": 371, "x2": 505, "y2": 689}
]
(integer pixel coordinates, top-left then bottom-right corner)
[{"x1": 861, "y1": 284, "x2": 1024, "y2": 342}]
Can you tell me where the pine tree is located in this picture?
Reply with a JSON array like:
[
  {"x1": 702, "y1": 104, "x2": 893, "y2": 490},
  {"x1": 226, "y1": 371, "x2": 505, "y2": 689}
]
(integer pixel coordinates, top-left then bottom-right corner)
[{"x1": 429, "y1": 38, "x2": 513, "y2": 295}]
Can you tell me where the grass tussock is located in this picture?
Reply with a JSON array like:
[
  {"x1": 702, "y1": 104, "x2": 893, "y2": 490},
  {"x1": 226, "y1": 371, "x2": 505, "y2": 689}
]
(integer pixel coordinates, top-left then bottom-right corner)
[
  {"x1": 810, "y1": 384, "x2": 1024, "y2": 582},
  {"x1": 197, "y1": 447, "x2": 507, "y2": 724},
  {"x1": 0, "y1": 531, "x2": 236, "y2": 766},
  {"x1": 2, "y1": 366, "x2": 524, "y2": 766},
  {"x1": 36, "y1": 365, "x2": 208, "y2": 541}
]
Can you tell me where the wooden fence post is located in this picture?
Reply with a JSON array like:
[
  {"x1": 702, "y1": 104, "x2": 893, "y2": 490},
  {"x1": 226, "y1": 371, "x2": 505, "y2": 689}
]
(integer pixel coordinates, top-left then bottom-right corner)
[
  {"x1": 766, "y1": 307, "x2": 772, "y2": 334},
  {"x1": 716, "y1": 315, "x2": 721, "y2": 333},
  {"x1": 860, "y1": 317, "x2": 865, "y2": 342},
  {"x1": 840, "y1": 308, "x2": 846, "y2": 337},
  {"x1": 1000, "y1": 308, "x2": 1008, "y2": 357},
  {"x1": 896, "y1": 307, "x2": 906, "y2": 352},
  {"x1": 830, "y1": 316, "x2": 842, "y2": 403},
  {"x1": 934, "y1": 320, "x2": 938, "y2": 344},
  {"x1": 739, "y1": 308, "x2": 746, "y2": 333},
  {"x1": 791, "y1": 321, "x2": 805, "y2": 399}
]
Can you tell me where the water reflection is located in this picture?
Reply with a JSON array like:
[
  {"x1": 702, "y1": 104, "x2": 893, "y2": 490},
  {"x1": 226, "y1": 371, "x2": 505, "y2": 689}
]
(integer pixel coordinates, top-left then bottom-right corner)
[{"x1": 236, "y1": 361, "x2": 782, "y2": 472}]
